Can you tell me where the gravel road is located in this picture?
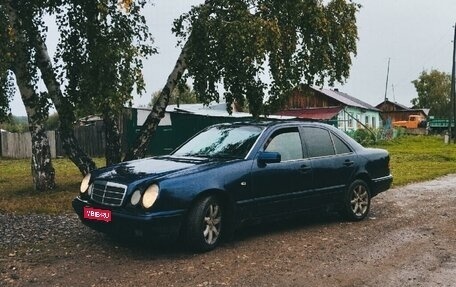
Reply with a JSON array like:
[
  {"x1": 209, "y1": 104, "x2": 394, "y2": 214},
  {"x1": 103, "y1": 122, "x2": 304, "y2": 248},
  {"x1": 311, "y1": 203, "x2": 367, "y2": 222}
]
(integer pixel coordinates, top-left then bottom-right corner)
[{"x1": 1, "y1": 174, "x2": 456, "y2": 287}]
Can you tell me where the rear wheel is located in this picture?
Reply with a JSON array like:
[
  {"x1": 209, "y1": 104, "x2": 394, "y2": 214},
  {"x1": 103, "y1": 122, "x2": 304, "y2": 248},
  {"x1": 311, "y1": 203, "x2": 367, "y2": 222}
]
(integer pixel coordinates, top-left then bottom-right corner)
[
  {"x1": 342, "y1": 179, "x2": 371, "y2": 221},
  {"x1": 185, "y1": 195, "x2": 223, "y2": 252}
]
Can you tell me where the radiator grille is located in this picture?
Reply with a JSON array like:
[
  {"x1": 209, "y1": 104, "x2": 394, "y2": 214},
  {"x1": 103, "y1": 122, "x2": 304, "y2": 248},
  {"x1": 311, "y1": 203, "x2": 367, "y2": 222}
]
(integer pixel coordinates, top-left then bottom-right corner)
[{"x1": 90, "y1": 181, "x2": 127, "y2": 207}]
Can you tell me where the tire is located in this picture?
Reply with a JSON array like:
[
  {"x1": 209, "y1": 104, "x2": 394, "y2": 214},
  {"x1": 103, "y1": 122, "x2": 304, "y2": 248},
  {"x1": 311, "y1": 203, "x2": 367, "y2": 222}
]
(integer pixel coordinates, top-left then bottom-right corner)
[
  {"x1": 342, "y1": 179, "x2": 371, "y2": 221},
  {"x1": 185, "y1": 195, "x2": 223, "y2": 252}
]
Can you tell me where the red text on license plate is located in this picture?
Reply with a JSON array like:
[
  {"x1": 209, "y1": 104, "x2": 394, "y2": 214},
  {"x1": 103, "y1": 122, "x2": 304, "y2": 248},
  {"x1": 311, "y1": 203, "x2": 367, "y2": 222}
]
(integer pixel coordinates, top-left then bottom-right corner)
[{"x1": 83, "y1": 206, "x2": 112, "y2": 222}]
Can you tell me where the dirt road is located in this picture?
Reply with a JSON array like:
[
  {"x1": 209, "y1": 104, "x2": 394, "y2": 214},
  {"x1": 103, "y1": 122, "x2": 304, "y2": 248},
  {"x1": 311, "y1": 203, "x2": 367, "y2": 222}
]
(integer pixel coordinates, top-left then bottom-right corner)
[{"x1": 1, "y1": 174, "x2": 456, "y2": 287}]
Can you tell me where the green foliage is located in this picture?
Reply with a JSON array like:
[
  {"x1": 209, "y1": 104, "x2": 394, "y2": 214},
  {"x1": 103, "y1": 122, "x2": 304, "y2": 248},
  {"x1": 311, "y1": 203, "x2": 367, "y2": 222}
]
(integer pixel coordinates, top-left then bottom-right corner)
[
  {"x1": 0, "y1": 115, "x2": 29, "y2": 132},
  {"x1": 149, "y1": 83, "x2": 199, "y2": 107},
  {"x1": 0, "y1": 5, "x2": 15, "y2": 122},
  {"x1": 411, "y1": 69, "x2": 451, "y2": 118},
  {"x1": 44, "y1": 112, "x2": 59, "y2": 130},
  {"x1": 1, "y1": 0, "x2": 156, "y2": 126},
  {"x1": 173, "y1": 0, "x2": 360, "y2": 117},
  {"x1": 352, "y1": 128, "x2": 376, "y2": 146},
  {"x1": 1, "y1": 0, "x2": 54, "y2": 122},
  {"x1": 54, "y1": 0, "x2": 157, "y2": 118}
]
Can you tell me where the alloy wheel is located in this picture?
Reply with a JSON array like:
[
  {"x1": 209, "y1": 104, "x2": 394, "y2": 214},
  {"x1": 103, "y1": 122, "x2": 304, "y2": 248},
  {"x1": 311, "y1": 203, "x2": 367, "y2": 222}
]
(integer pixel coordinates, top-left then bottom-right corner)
[{"x1": 203, "y1": 203, "x2": 222, "y2": 245}]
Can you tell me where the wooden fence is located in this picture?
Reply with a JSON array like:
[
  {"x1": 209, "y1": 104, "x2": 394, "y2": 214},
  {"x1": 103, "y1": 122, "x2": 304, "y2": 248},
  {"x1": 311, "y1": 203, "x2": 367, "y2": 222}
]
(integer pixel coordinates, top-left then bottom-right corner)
[
  {"x1": 0, "y1": 131, "x2": 57, "y2": 159},
  {"x1": 1, "y1": 123, "x2": 105, "y2": 159},
  {"x1": 55, "y1": 122, "x2": 105, "y2": 158}
]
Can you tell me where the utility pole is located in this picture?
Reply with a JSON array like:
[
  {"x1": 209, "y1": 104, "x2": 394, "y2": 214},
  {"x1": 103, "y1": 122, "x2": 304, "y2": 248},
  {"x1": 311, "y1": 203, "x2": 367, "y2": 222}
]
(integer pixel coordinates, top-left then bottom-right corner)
[
  {"x1": 451, "y1": 23, "x2": 456, "y2": 143},
  {"x1": 384, "y1": 58, "x2": 391, "y2": 102}
]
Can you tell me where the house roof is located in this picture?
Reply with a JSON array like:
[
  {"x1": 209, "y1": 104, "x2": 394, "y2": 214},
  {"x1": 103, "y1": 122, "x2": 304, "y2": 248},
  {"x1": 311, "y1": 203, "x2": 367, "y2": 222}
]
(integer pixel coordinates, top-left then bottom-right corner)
[
  {"x1": 166, "y1": 103, "x2": 253, "y2": 118},
  {"x1": 375, "y1": 100, "x2": 410, "y2": 110},
  {"x1": 166, "y1": 102, "x2": 297, "y2": 120},
  {"x1": 275, "y1": 106, "x2": 342, "y2": 120},
  {"x1": 318, "y1": 88, "x2": 379, "y2": 111},
  {"x1": 375, "y1": 100, "x2": 430, "y2": 116}
]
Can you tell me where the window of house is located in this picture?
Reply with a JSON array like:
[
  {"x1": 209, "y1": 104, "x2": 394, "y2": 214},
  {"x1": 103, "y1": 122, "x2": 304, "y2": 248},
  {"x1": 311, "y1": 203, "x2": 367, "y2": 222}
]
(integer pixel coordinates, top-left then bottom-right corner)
[
  {"x1": 372, "y1": 117, "x2": 377, "y2": 128},
  {"x1": 365, "y1": 115, "x2": 369, "y2": 125}
]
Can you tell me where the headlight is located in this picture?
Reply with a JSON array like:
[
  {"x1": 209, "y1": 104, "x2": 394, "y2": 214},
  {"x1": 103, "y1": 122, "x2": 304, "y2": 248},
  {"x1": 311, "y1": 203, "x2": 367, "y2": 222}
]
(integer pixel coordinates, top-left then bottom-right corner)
[
  {"x1": 130, "y1": 189, "x2": 141, "y2": 206},
  {"x1": 80, "y1": 173, "x2": 91, "y2": 193},
  {"x1": 142, "y1": 184, "x2": 159, "y2": 209}
]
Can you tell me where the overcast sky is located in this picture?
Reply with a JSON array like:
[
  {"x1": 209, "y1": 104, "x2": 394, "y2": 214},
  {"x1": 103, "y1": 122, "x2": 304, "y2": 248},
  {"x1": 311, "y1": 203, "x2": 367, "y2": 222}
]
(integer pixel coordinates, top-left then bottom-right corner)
[{"x1": 9, "y1": 0, "x2": 456, "y2": 116}]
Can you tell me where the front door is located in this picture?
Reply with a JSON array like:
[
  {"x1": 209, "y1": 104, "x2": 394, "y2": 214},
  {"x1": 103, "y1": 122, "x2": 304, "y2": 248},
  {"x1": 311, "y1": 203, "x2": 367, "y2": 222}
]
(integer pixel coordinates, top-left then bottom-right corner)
[{"x1": 250, "y1": 127, "x2": 313, "y2": 218}]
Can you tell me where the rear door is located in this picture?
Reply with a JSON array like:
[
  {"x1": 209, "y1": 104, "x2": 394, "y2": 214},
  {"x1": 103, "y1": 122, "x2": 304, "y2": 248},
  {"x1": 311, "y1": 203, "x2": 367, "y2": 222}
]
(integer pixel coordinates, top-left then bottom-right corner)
[{"x1": 300, "y1": 126, "x2": 357, "y2": 205}]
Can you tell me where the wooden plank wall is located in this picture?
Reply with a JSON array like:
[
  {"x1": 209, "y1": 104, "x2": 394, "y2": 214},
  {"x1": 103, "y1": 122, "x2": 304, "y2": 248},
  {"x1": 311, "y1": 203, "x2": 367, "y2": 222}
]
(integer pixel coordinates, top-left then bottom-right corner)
[{"x1": 0, "y1": 131, "x2": 56, "y2": 159}]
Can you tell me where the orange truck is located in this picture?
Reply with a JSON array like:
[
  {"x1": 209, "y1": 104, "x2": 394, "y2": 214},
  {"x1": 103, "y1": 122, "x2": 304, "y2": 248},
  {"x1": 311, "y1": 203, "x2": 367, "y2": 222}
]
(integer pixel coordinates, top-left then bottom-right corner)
[{"x1": 392, "y1": 115, "x2": 426, "y2": 129}]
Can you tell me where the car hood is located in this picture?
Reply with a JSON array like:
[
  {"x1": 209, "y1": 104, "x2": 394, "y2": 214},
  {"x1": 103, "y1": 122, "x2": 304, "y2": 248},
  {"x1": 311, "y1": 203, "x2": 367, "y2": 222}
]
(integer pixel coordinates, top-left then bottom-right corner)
[{"x1": 91, "y1": 156, "x2": 228, "y2": 184}]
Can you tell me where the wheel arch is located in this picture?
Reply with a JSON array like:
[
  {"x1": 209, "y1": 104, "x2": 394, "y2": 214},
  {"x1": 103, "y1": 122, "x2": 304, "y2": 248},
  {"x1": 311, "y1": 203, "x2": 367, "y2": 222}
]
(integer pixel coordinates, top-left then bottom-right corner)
[{"x1": 354, "y1": 172, "x2": 373, "y2": 193}]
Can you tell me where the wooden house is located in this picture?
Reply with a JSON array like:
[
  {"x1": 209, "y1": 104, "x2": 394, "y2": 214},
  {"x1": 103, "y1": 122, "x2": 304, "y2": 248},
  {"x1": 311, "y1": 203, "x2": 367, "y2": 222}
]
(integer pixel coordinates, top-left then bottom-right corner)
[{"x1": 276, "y1": 86, "x2": 382, "y2": 131}]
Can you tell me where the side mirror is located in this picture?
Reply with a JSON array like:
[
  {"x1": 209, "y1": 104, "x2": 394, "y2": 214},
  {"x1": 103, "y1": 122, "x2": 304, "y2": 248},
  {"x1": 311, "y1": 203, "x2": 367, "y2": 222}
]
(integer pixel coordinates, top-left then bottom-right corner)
[{"x1": 257, "y1": 151, "x2": 281, "y2": 164}]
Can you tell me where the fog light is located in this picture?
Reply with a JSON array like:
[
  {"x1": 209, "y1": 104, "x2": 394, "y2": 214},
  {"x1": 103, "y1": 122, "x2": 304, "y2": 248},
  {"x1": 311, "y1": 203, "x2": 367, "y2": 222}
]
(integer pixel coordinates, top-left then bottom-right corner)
[
  {"x1": 87, "y1": 184, "x2": 93, "y2": 196},
  {"x1": 130, "y1": 189, "x2": 141, "y2": 206},
  {"x1": 142, "y1": 184, "x2": 159, "y2": 209}
]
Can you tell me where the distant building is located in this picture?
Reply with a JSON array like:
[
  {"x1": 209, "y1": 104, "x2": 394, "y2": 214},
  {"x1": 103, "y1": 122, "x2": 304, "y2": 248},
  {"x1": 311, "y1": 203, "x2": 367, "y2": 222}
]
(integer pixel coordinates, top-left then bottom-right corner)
[
  {"x1": 375, "y1": 99, "x2": 429, "y2": 125},
  {"x1": 276, "y1": 85, "x2": 382, "y2": 131}
]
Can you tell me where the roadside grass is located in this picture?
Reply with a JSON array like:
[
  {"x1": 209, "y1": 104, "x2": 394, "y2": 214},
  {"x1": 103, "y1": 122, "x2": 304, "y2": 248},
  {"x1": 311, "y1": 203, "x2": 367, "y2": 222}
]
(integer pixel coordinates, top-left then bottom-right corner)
[
  {"x1": 0, "y1": 157, "x2": 105, "y2": 214},
  {"x1": 371, "y1": 135, "x2": 456, "y2": 186},
  {"x1": 1, "y1": 135, "x2": 456, "y2": 214}
]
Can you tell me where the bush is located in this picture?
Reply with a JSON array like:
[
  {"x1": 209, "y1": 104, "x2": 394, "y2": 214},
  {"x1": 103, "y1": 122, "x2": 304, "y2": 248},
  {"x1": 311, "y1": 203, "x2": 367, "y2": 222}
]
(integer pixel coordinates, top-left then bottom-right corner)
[{"x1": 352, "y1": 129, "x2": 376, "y2": 146}]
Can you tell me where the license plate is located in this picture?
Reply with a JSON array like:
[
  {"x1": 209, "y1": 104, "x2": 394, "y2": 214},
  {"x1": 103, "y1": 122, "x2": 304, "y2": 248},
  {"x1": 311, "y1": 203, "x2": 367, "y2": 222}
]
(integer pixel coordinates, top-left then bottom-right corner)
[{"x1": 83, "y1": 206, "x2": 112, "y2": 222}]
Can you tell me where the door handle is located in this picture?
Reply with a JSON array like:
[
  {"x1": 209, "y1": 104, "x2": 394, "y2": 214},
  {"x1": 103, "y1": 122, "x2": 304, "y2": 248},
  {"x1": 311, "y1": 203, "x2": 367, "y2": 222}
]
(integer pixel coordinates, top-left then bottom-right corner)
[
  {"x1": 299, "y1": 164, "x2": 311, "y2": 173},
  {"x1": 343, "y1": 160, "x2": 354, "y2": 166}
]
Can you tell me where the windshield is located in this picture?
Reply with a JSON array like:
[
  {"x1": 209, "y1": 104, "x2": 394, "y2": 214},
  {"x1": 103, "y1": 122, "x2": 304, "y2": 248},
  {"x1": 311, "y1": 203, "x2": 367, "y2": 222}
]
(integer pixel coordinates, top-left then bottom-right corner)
[{"x1": 173, "y1": 125, "x2": 264, "y2": 159}]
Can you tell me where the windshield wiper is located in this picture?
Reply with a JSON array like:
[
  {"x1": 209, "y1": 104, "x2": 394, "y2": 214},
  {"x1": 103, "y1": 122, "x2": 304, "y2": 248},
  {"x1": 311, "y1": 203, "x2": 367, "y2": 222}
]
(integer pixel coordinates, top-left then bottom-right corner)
[{"x1": 184, "y1": 153, "x2": 210, "y2": 158}]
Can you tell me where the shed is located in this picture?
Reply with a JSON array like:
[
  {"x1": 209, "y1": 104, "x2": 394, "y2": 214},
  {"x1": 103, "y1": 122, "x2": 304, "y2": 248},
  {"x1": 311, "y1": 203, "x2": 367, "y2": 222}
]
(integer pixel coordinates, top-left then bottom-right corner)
[{"x1": 125, "y1": 103, "x2": 257, "y2": 156}]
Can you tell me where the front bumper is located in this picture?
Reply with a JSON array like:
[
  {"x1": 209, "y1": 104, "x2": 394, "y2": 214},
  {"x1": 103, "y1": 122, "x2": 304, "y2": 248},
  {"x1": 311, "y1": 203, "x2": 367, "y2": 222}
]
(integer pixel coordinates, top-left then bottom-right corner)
[
  {"x1": 371, "y1": 174, "x2": 393, "y2": 197},
  {"x1": 72, "y1": 197, "x2": 184, "y2": 240}
]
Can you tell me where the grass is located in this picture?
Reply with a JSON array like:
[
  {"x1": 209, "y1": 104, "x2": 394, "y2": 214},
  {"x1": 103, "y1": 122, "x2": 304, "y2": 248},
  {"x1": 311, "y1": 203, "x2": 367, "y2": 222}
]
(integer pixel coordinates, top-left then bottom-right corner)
[
  {"x1": 371, "y1": 135, "x2": 456, "y2": 186},
  {"x1": 1, "y1": 135, "x2": 456, "y2": 214},
  {"x1": 0, "y1": 157, "x2": 105, "y2": 214}
]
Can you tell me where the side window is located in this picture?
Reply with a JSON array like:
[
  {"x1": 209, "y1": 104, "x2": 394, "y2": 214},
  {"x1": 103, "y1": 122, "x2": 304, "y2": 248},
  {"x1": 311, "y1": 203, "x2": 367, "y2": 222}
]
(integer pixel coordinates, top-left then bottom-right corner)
[
  {"x1": 302, "y1": 127, "x2": 335, "y2": 157},
  {"x1": 264, "y1": 128, "x2": 303, "y2": 161},
  {"x1": 331, "y1": 133, "x2": 352, "y2": 154}
]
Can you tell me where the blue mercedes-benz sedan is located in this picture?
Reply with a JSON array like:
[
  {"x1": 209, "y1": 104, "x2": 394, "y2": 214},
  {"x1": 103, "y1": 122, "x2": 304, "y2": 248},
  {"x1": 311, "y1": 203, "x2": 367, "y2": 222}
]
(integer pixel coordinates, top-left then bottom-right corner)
[{"x1": 73, "y1": 121, "x2": 392, "y2": 251}]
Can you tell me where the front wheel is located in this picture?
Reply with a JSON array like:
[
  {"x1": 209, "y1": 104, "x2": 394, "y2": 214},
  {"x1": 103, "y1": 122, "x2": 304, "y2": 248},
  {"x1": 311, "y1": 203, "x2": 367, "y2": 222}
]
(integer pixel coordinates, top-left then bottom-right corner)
[
  {"x1": 342, "y1": 179, "x2": 371, "y2": 221},
  {"x1": 185, "y1": 195, "x2": 223, "y2": 252}
]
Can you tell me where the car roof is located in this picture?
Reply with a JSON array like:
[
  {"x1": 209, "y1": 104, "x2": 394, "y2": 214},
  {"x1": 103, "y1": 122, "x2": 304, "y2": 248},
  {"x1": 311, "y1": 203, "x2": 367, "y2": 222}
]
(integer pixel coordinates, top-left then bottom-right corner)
[
  {"x1": 217, "y1": 120, "x2": 333, "y2": 128},
  {"x1": 214, "y1": 120, "x2": 364, "y2": 151}
]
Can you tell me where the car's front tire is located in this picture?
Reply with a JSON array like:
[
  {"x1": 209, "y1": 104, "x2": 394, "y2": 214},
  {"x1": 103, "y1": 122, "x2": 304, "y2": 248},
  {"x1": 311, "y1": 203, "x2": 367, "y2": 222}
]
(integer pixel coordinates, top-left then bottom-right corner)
[
  {"x1": 185, "y1": 195, "x2": 223, "y2": 252},
  {"x1": 342, "y1": 179, "x2": 371, "y2": 221}
]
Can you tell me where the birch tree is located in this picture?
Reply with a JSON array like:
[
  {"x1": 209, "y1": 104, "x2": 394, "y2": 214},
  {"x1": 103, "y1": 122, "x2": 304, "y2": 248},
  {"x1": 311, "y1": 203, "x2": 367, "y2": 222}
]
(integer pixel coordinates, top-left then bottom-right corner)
[
  {"x1": 125, "y1": 0, "x2": 360, "y2": 160},
  {"x1": 1, "y1": 0, "x2": 55, "y2": 191},
  {"x1": 54, "y1": 0, "x2": 156, "y2": 166}
]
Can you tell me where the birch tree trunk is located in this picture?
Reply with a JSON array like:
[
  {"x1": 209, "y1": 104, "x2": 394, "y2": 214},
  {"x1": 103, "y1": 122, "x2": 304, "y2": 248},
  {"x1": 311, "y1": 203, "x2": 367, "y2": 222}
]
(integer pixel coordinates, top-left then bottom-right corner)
[
  {"x1": 6, "y1": 0, "x2": 55, "y2": 191},
  {"x1": 123, "y1": 40, "x2": 189, "y2": 161},
  {"x1": 33, "y1": 32, "x2": 96, "y2": 175},
  {"x1": 103, "y1": 110, "x2": 122, "y2": 166}
]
